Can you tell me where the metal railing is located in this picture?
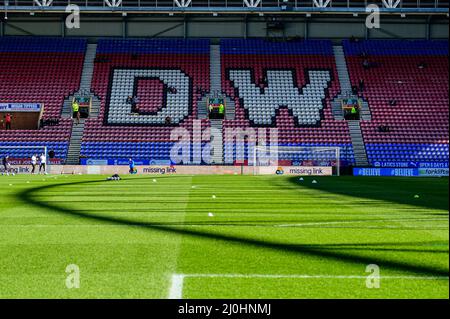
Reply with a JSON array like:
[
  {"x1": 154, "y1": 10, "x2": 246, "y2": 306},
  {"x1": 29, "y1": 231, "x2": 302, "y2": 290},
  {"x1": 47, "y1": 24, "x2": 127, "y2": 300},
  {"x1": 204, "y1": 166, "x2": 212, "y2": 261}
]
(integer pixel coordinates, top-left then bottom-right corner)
[{"x1": 1, "y1": 0, "x2": 448, "y2": 9}]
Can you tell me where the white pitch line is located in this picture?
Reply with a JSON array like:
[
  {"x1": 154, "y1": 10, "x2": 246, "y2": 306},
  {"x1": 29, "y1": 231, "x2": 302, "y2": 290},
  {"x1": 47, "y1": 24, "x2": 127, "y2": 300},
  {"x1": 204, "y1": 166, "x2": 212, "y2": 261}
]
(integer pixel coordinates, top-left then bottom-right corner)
[
  {"x1": 168, "y1": 273, "x2": 449, "y2": 298},
  {"x1": 179, "y1": 273, "x2": 449, "y2": 280},
  {"x1": 1, "y1": 218, "x2": 448, "y2": 229},
  {"x1": 168, "y1": 274, "x2": 185, "y2": 299},
  {"x1": 275, "y1": 218, "x2": 449, "y2": 228}
]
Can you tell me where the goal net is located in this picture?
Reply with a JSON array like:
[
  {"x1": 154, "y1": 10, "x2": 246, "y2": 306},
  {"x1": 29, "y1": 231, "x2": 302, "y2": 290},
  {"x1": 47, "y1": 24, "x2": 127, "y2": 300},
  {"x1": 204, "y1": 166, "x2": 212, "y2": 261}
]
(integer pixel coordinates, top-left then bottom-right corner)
[
  {"x1": 0, "y1": 145, "x2": 48, "y2": 175},
  {"x1": 252, "y1": 145, "x2": 341, "y2": 176}
]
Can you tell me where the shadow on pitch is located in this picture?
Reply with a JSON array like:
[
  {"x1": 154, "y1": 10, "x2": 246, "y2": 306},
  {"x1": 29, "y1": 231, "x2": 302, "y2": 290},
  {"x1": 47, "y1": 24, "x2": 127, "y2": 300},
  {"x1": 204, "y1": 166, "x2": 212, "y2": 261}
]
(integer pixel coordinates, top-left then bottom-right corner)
[
  {"x1": 284, "y1": 176, "x2": 449, "y2": 212},
  {"x1": 17, "y1": 178, "x2": 449, "y2": 277}
]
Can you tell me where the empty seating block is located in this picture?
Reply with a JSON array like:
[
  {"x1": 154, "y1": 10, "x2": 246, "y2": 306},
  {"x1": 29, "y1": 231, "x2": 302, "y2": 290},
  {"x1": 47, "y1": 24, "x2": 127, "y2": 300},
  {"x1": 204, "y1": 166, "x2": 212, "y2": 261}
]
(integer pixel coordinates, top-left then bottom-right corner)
[
  {"x1": 221, "y1": 39, "x2": 355, "y2": 165},
  {"x1": 81, "y1": 39, "x2": 211, "y2": 162},
  {"x1": 0, "y1": 37, "x2": 86, "y2": 162},
  {"x1": 344, "y1": 40, "x2": 449, "y2": 165},
  {"x1": 0, "y1": 142, "x2": 68, "y2": 160}
]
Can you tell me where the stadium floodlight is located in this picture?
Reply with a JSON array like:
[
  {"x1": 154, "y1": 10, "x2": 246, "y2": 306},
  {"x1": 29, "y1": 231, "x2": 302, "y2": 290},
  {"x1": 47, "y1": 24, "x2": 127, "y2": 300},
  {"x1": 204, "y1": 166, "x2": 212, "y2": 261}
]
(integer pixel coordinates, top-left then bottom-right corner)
[
  {"x1": 33, "y1": 0, "x2": 54, "y2": 6},
  {"x1": 4, "y1": 0, "x2": 8, "y2": 20},
  {"x1": 313, "y1": 0, "x2": 331, "y2": 8},
  {"x1": 253, "y1": 145, "x2": 341, "y2": 176},
  {"x1": 281, "y1": 0, "x2": 292, "y2": 11},
  {"x1": 174, "y1": 0, "x2": 192, "y2": 8},
  {"x1": 244, "y1": 0, "x2": 262, "y2": 8},
  {"x1": 104, "y1": 0, "x2": 122, "y2": 8},
  {"x1": 0, "y1": 146, "x2": 48, "y2": 175},
  {"x1": 382, "y1": 0, "x2": 401, "y2": 9}
]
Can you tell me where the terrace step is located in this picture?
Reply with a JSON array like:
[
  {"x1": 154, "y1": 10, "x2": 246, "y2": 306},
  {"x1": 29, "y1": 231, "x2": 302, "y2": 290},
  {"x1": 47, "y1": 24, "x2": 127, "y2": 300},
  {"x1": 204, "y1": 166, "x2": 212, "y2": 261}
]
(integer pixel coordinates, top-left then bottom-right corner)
[{"x1": 65, "y1": 43, "x2": 99, "y2": 165}]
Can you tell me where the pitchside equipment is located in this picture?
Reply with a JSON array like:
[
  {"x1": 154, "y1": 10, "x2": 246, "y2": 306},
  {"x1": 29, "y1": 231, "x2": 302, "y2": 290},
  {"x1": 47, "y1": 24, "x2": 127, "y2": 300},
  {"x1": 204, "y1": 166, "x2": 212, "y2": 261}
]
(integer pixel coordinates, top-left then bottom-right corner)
[
  {"x1": 0, "y1": 146, "x2": 48, "y2": 174},
  {"x1": 253, "y1": 146, "x2": 341, "y2": 176}
]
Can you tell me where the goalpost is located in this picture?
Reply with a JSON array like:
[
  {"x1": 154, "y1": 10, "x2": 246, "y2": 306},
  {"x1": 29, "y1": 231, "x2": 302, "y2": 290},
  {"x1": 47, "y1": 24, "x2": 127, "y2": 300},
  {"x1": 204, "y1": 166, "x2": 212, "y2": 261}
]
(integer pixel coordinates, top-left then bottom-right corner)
[
  {"x1": 252, "y1": 145, "x2": 341, "y2": 176},
  {"x1": 0, "y1": 146, "x2": 48, "y2": 175}
]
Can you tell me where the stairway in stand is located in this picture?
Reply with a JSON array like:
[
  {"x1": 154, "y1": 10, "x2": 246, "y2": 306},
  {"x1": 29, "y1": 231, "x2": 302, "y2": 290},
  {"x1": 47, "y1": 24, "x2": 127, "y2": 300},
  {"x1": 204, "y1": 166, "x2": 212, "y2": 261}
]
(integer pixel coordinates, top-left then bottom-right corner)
[
  {"x1": 332, "y1": 45, "x2": 371, "y2": 166},
  {"x1": 64, "y1": 43, "x2": 99, "y2": 165}
]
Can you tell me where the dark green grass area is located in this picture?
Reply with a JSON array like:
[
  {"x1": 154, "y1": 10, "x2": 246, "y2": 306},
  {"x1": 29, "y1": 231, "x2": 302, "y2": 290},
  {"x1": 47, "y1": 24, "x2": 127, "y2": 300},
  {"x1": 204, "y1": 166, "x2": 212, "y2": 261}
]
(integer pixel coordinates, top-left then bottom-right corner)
[{"x1": 0, "y1": 174, "x2": 448, "y2": 298}]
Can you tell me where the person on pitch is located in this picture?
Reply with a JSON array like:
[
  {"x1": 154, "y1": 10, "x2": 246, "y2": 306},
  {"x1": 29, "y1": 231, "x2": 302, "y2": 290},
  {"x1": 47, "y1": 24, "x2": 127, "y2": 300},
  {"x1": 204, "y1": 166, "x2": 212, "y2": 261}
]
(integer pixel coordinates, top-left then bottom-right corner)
[
  {"x1": 2, "y1": 155, "x2": 11, "y2": 175},
  {"x1": 31, "y1": 154, "x2": 37, "y2": 175},
  {"x1": 39, "y1": 153, "x2": 47, "y2": 174},
  {"x1": 129, "y1": 158, "x2": 137, "y2": 174}
]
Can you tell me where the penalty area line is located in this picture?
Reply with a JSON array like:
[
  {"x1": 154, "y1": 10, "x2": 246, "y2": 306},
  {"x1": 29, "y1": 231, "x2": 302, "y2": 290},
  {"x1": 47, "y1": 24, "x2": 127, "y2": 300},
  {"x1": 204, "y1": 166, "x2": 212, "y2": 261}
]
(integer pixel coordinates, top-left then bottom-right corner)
[
  {"x1": 168, "y1": 273, "x2": 449, "y2": 299},
  {"x1": 168, "y1": 274, "x2": 185, "y2": 299},
  {"x1": 275, "y1": 217, "x2": 449, "y2": 228},
  {"x1": 181, "y1": 273, "x2": 449, "y2": 280}
]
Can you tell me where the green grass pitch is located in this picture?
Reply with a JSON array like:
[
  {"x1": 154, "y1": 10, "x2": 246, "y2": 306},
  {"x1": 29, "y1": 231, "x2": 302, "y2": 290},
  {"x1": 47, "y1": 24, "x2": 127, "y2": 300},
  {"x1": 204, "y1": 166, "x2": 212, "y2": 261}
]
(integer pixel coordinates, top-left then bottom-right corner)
[{"x1": 0, "y1": 174, "x2": 448, "y2": 299}]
